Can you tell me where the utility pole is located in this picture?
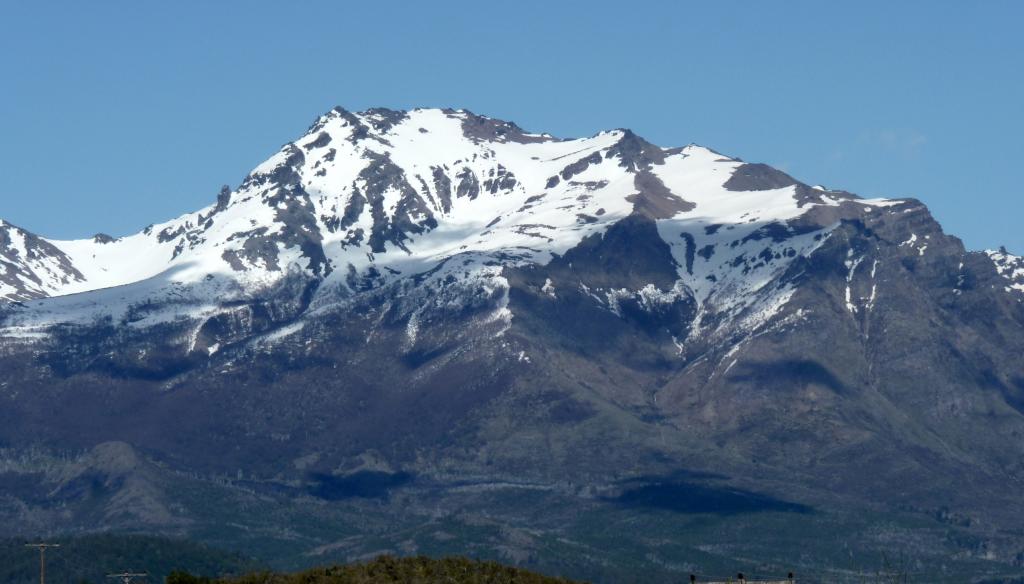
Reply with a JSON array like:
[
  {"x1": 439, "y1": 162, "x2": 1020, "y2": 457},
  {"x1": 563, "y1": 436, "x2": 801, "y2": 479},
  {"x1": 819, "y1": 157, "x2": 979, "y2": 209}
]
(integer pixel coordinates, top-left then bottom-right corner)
[
  {"x1": 107, "y1": 572, "x2": 147, "y2": 584},
  {"x1": 25, "y1": 543, "x2": 60, "y2": 584}
]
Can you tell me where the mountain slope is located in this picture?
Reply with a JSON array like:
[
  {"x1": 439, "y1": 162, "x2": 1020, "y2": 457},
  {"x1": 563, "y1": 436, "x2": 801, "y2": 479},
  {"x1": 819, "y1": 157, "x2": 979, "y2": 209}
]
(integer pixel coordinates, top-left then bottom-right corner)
[
  {"x1": 0, "y1": 107, "x2": 1022, "y2": 582},
  {"x1": 0, "y1": 219, "x2": 84, "y2": 302}
]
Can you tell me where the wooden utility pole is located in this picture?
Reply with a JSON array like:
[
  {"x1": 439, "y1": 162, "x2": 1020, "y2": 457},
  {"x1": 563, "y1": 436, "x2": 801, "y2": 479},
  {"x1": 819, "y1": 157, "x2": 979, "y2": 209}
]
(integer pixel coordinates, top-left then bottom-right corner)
[{"x1": 25, "y1": 543, "x2": 60, "y2": 584}]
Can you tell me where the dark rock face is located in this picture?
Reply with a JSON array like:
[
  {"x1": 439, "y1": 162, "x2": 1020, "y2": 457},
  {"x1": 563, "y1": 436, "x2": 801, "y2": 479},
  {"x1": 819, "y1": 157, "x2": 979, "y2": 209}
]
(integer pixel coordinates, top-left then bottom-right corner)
[
  {"x1": 723, "y1": 162, "x2": 799, "y2": 191},
  {"x1": 602, "y1": 131, "x2": 695, "y2": 218},
  {"x1": 225, "y1": 179, "x2": 331, "y2": 276},
  {"x1": 358, "y1": 151, "x2": 437, "y2": 253},
  {"x1": 453, "y1": 108, "x2": 554, "y2": 144},
  {"x1": 553, "y1": 151, "x2": 603, "y2": 186},
  {"x1": 605, "y1": 130, "x2": 667, "y2": 170},
  {"x1": 302, "y1": 131, "x2": 332, "y2": 151},
  {"x1": 628, "y1": 170, "x2": 694, "y2": 219},
  {"x1": 362, "y1": 107, "x2": 409, "y2": 133},
  {"x1": 482, "y1": 164, "x2": 518, "y2": 194},
  {"x1": 0, "y1": 220, "x2": 84, "y2": 300},
  {"x1": 454, "y1": 166, "x2": 481, "y2": 200},
  {"x1": 430, "y1": 166, "x2": 454, "y2": 213}
]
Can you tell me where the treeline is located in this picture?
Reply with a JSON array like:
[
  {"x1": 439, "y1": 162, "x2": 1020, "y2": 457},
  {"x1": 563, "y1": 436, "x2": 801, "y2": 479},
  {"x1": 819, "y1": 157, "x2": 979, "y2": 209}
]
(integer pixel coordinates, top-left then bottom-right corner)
[
  {"x1": 168, "y1": 555, "x2": 584, "y2": 584},
  {"x1": 0, "y1": 534, "x2": 259, "y2": 584}
]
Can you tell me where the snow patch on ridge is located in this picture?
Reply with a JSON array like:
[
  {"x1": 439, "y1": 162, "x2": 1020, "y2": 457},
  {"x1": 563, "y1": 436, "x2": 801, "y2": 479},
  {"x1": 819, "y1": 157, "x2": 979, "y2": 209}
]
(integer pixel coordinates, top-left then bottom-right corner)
[
  {"x1": 650, "y1": 146, "x2": 840, "y2": 336},
  {"x1": 988, "y1": 250, "x2": 1024, "y2": 296}
]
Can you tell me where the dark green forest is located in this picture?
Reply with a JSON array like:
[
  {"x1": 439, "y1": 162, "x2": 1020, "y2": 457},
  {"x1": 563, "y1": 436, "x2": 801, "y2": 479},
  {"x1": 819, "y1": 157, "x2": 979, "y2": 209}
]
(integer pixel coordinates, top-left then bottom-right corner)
[
  {"x1": 168, "y1": 556, "x2": 582, "y2": 584},
  {"x1": 0, "y1": 535, "x2": 260, "y2": 584},
  {"x1": 3, "y1": 537, "x2": 580, "y2": 584}
]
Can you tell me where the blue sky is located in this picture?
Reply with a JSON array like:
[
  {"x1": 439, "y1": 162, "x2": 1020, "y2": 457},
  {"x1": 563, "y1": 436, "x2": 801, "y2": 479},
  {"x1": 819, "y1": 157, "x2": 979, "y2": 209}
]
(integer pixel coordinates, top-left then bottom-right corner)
[{"x1": 2, "y1": 1, "x2": 1021, "y2": 252}]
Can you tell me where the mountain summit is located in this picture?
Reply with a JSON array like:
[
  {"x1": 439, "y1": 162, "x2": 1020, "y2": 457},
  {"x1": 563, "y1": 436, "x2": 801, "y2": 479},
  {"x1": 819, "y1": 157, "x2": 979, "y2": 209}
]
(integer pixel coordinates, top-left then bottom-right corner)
[{"x1": 0, "y1": 107, "x2": 1022, "y2": 582}]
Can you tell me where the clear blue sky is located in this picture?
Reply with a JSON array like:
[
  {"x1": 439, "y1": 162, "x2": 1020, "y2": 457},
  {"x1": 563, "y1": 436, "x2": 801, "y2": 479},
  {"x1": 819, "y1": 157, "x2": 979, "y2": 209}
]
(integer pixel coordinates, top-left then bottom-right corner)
[{"x1": 2, "y1": 1, "x2": 1021, "y2": 252}]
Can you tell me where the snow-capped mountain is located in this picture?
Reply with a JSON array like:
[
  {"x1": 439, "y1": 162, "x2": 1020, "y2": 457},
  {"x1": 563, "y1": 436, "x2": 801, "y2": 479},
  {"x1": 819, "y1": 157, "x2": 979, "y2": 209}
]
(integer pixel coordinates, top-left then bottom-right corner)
[
  {"x1": 1, "y1": 107, "x2": 1023, "y2": 581},
  {"x1": 1, "y1": 107, "x2": 920, "y2": 340}
]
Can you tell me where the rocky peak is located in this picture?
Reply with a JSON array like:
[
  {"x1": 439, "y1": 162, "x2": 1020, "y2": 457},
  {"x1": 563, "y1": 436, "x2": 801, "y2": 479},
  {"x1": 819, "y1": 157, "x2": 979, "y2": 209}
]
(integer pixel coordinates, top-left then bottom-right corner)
[{"x1": 0, "y1": 219, "x2": 84, "y2": 301}]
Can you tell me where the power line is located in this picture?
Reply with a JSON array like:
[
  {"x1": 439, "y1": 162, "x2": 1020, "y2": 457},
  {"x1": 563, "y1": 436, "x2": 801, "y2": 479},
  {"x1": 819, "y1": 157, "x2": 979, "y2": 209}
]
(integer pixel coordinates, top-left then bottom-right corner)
[
  {"x1": 688, "y1": 569, "x2": 798, "y2": 577},
  {"x1": 107, "y1": 572, "x2": 148, "y2": 584}
]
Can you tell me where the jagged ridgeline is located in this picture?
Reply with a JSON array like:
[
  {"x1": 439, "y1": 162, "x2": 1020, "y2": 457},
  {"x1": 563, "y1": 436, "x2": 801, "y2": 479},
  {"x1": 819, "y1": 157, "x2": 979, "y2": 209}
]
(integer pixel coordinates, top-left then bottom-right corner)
[{"x1": 0, "y1": 107, "x2": 1023, "y2": 582}]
